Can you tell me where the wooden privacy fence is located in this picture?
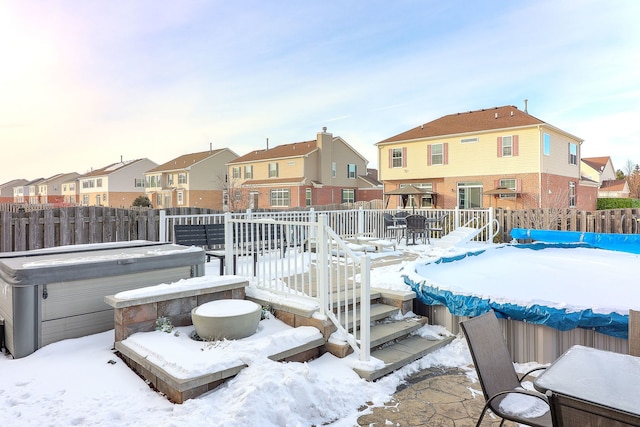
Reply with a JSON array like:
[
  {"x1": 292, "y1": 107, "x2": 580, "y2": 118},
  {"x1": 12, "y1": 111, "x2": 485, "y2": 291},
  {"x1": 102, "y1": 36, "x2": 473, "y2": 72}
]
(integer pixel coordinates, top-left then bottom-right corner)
[
  {"x1": 495, "y1": 207, "x2": 640, "y2": 242},
  {"x1": 1, "y1": 206, "x2": 639, "y2": 252}
]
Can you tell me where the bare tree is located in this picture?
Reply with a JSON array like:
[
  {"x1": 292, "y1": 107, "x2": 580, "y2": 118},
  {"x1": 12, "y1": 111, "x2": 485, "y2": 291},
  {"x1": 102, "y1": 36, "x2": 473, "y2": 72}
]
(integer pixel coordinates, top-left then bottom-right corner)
[{"x1": 629, "y1": 164, "x2": 640, "y2": 199}]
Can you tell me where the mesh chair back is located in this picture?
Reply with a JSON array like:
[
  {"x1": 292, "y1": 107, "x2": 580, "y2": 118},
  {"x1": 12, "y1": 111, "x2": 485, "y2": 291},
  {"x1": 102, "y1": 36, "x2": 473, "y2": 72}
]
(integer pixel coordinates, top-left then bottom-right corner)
[{"x1": 460, "y1": 311, "x2": 521, "y2": 403}]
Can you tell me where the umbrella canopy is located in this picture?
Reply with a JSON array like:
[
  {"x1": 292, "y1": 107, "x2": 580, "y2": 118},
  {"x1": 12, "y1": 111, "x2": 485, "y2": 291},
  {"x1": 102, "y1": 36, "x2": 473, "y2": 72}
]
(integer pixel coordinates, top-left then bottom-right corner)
[
  {"x1": 384, "y1": 185, "x2": 437, "y2": 211},
  {"x1": 385, "y1": 185, "x2": 429, "y2": 195}
]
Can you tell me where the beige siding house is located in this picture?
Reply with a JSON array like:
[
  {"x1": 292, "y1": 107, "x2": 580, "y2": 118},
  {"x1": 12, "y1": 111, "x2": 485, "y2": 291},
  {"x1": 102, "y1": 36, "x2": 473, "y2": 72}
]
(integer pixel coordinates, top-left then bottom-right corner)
[
  {"x1": 581, "y1": 156, "x2": 628, "y2": 198},
  {"x1": 376, "y1": 105, "x2": 597, "y2": 210},
  {"x1": 36, "y1": 172, "x2": 80, "y2": 205},
  {"x1": 227, "y1": 128, "x2": 380, "y2": 210},
  {"x1": 78, "y1": 158, "x2": 158, "y2": 207},
  {"x1": 0, "y1": 179, "x2": 28, "y2": 204},
  {"x1": 144, "y1": 148, "x2": 238, "y2": 210}
]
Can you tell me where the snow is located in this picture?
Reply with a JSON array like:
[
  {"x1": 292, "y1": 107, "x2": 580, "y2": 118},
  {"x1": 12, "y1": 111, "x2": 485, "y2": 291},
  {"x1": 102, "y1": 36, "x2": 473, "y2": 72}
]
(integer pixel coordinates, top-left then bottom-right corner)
[{"x1": 3, "y1": 240, "x2": 633, "y2": 426}]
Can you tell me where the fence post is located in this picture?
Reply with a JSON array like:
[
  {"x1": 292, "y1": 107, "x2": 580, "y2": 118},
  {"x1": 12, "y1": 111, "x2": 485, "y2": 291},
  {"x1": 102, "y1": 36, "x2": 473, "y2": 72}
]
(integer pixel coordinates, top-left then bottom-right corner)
[
  {"x1": 454, "y1": 206, "x2": 460, "y2": 228},
  {"x1": 359, "y1": 254, "x2": 371, "y2": 362},
  {"x1": 159, "y1": 210, "x2": 167, "y2": 242},
  {"x1": 357, "y1": 206, "x2": 365, "y2": 236},
  {"x1": 316, "y1": 214, "x2": 328, "y2": 317}
]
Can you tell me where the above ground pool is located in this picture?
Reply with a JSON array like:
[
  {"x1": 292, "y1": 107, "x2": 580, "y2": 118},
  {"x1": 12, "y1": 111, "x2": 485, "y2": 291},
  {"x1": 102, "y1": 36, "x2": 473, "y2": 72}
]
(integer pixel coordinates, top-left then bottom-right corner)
[{"x1": 403, "y1": 242, "x2": 640, "y2": 339}]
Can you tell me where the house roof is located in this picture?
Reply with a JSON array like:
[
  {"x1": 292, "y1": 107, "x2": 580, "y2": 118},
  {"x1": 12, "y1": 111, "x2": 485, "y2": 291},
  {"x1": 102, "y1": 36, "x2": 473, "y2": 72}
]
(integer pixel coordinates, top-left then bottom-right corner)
[
  {"x1": 147, "y1": 149, "x2": 226, "y2": 173},
  {"x1": 230, "y1": 141, "x2": 317, "y2": 164},
  {"x1": 582, "y1": 156, "x2": 611, "y2": 172},
  {"x1": 358, "y1": 174, "x2": 382, "y2": 188},
  {"x1": 80, "y1": 159, "x2": 147, "y2": 178},
  {"x1": 600, "y1": 179, "x2": 628, "y2": 192},
  {"x1": 378, "y1": 105, "x2": 547, "y2": 144}
]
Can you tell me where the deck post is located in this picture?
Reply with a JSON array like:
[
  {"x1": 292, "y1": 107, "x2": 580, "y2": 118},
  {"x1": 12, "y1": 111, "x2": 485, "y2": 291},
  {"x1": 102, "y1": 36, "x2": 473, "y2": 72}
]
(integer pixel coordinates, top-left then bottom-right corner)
[
  {"x1": 316, "y1": 214, "x2": 328, "y2": 317},
  {"x1": 159, "y1": 210, "x2": 167, "y2": 242},
  {"x1": 359, "y1": 254, "x2": 371, "y2": 361}
]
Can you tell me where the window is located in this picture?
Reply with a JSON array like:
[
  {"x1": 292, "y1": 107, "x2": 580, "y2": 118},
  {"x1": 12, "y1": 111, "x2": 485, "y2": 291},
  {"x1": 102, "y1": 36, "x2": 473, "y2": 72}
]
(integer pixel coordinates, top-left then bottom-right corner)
[
  {"x1": 244, "y1": 165, "x2": 253, "y2": 179},
  {"x1": 178, "y1": 173, "x2": 187, "y2": 184},
  {"x1": 83, "y1": 195, "x2": 89, "y2": 205},
  {"x1": 568, "y1": 143, "x2": 577, "y2": 165},
  {"x1": 177, "y1": 191, "x2": 184, "y2": 205},
  {"x1": 156, "y1": 194, "x2": 162, "y2": 206},
  {"x1": 429, "y1": 144, "x2": 444, "y2": 165},
  {"x1": 498, "y1": 178, "x2": 517, "y2": 198},
  {"x1": 390, "y1": 148, "x2": 405, "y2": 168},
  {"x1": 569, "y1": 182, "x2": 576, "y2": 207},
  {"x1": 347, "y1": 164, "x2": 357, "y2": 179},
  {"x1": 460, "y1": 137, "x2": 478, "y2": 144},
  {"x1": 96, "y1": 195, "x2": 101, "y2": 205},
  {"x1": 270, "y1": 189, "x2": 289, "y2": 206},
  {"x1": 501, "y1": 136, "x2": 513, "y2": 157},
  {"x1": 331, "y1": 162, "x2": 337, "y2": 178},
  {"x1": 543, "y1": 133, "x2": 551, "y2": 156},
  {"x1": 341, "y1": 189, "x2": 355, "y2": 203},
  {"x1": 134, "y1": 178, "x2": 145, "y2": 188},
  {"x1": 166, "y1": 174, "x2": 174, "y2": 186},
  {"x1": 269, "y1": 163, "x2": 279, "y2": 178},
  {"x1": 498, "y1": 136, "x2": 518, "y2": 157},
  {"x1": 305, "y1": 188, "x2": 312, "y2": 206},
  {"x1": 232, "y1": 167, "x2": 241, "y2": 179},
  {"x1": 96, "y1": 178, "x2": 103, "y2": 187}
]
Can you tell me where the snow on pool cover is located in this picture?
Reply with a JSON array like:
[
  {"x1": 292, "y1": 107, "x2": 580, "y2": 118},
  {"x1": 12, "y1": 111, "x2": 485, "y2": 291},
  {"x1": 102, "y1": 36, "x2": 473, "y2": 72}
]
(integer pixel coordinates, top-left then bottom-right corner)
[{"x1": 403, "y1": 243, "x2": 640, "y2": 339}]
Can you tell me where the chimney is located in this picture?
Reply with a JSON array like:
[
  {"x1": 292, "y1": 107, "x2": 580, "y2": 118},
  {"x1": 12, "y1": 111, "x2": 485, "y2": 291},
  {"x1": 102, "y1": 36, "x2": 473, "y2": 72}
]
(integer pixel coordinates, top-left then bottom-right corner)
[
  {"x1": 210, "y1": 142, "x2": 212, "y2": 152},
  {"x1": 524, "y1": 99, "x2": 528, "y2": 114},
  {"x1": 266, "y1": 138, "x2": 269, "y2": 150}
]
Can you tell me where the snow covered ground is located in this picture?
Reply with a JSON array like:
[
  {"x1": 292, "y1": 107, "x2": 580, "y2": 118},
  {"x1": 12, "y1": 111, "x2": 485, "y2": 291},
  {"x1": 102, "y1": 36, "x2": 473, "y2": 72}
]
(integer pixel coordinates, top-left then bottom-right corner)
[{"x1": 1, "y1": 240, "x2": 635, "y2": 426}]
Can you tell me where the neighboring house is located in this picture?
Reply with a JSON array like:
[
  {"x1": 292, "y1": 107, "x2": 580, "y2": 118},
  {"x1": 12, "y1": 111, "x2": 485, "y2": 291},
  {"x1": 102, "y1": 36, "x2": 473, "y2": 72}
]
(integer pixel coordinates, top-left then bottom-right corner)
[
  {"x1": 61, "y1": 177, "x2": 80, "y2": 204},
  {"x1": 78, "y1": 158, "x2": 158, "y2": 207},
  {"x1": 376, "y1": 105, "x2": 597, "y2": 210},
  {"x1": 227, "y1": 128, "x2": 381, "y2": 210},
  {"x1": 0, "y1": 179, "x2": 28, "y2": 204},
  {"x1": 36, "y1": 172, "x2": 80, "y2": 205},
  {"x1": 13, "y1": 178, "x2": 44, "y2": 204},
  {"x1": 144, "y1": 148, "x2": 239, "y2": 210},
  {"x1": 581, "y1": 156, "x2": 616, "y2": 183},
  {"x1": 581, "y1": 156, "x2": 628, "y2": 198},
  {"x1": 598, "y1": 179, "x2": 630, "y2": 198}
]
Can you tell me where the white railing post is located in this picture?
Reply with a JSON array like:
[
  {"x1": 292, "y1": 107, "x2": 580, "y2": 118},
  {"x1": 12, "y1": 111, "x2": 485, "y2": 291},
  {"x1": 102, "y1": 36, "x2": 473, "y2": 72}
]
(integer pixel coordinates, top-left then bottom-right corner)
[
  {"x1": 357, "y1": 206, "x2": 365, "y2": 236},
  {"x1": 454, "y1": 206, "x2": 460, "y2": 228},
  {"x1": 359, "y1": 254, "x2": 371, "y2": 361},
  {"x1": 488, "y1": 207, "x2": 495, "y2": 242},
  {"x1": 316, "y1": 214, "x2": 328, "y2": 317},
  {"x1": 224, "y1": 212, "x2": 234, "y2": 274},
  {"x1": 159, "y1": 210, "x2": 167, "y2": 242}
]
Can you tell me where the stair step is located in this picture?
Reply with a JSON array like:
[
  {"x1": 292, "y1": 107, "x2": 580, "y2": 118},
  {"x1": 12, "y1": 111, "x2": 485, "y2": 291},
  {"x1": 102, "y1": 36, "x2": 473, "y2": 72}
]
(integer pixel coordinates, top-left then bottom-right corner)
[
  {"x1": 369, "y1": 317, "x2": 426, "y2": 348},
  {"x1": 342, "y1": 303, "x2": 399, "y2": 330},
  {"x1": 354, "y1": 335, "x2": 455, "y2": 381}
]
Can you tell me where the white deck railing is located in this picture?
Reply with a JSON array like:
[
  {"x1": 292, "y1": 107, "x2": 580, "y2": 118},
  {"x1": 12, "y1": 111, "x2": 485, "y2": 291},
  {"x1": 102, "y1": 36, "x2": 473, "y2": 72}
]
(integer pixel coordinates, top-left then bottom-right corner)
[{"x1": 158, "y1": 207, "x2": 495, "y2": 362}]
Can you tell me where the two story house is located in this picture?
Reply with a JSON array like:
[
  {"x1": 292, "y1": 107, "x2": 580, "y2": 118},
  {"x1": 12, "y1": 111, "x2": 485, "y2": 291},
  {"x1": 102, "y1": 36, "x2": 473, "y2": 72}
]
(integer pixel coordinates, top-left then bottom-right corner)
[
  {"x1": 581, "y1": 156, "x2": 629, "y2": 198},
  {"x1": 13, "y1": 178, "x2": 44, "y2": 204},
  {"x1": 226, "y1": 128, "x2": 381, "y2": 210},
  {"x1": 376, "y1": 105, "x2": 597, "y2": 210},
  {"x1": 0, "y1": 179, "x2": 28, "y2": 204},
  {"x1": 78, "y1": 158, "x2": 157, "y2": 207},
  {"x1": 144, "y1": 148, "x2": 238, "y2": 210},
  {"x1": 36, "y1": 172, "x2": 80, "y2": 205}
]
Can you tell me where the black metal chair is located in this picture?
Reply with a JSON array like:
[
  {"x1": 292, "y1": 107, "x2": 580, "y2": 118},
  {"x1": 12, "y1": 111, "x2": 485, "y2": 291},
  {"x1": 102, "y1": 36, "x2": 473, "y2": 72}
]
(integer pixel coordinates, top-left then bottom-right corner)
[
  {"x1": 405, "y1": 214, "x2": 427, "y2": 244},
  {"x1": 460, "y1": 311, "x2": 553, "y2": 427}
]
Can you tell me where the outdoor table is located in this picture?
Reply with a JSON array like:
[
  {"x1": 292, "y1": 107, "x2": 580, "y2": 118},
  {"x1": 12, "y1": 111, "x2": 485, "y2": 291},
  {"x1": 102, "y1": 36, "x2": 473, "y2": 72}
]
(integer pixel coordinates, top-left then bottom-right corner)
[{"x1": 534, "y1": 345, "x2": 640, "y2": 425}]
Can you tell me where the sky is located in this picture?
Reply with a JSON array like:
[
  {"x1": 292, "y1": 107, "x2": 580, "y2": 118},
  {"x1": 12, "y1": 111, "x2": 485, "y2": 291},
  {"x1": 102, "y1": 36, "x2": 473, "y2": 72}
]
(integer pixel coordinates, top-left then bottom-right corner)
[
  {"x1": 1, "y1": 0, "x2": 639, "y2": 185},
  {"x1": 6, "y1": 239, "x2": 630, "y2": 426}
]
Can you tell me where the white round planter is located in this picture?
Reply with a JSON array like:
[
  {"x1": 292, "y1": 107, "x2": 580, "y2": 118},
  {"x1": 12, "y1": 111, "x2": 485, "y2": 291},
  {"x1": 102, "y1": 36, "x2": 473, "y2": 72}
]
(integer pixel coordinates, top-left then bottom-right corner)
[{"x1": 191, "y1": 299, "x2": 261, "y2": 341}]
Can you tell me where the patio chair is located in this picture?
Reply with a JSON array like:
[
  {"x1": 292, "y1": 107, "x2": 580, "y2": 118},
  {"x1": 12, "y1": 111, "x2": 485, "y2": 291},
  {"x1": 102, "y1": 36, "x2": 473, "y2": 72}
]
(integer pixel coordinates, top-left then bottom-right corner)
[
  {"x1": 460, "y1": 311, "x2": 553, "y2": 427},
  {"x1": 384, "y1": 213, "x2": 406, "y2": 243},
  {"x1": 405, "y1": 214, "x2": 427, "y2": 244}
]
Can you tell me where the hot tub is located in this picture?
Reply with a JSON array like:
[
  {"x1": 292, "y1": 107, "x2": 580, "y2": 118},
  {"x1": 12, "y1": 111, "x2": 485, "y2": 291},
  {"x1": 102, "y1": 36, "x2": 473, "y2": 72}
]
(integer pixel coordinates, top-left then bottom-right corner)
[{"x1": 0, "y1": 241, "x2": 205, "y2": 358}]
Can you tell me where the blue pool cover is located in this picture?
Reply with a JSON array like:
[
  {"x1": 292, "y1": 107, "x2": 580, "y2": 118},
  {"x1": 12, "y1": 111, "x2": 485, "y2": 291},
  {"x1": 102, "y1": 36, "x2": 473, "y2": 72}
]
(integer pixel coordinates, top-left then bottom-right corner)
[
  {"x1": 510, "y1": 228, "x2": 640, "y2": 254},
  {"x1": 404, "y1": 239, "x2": 631, "y2": 339}
]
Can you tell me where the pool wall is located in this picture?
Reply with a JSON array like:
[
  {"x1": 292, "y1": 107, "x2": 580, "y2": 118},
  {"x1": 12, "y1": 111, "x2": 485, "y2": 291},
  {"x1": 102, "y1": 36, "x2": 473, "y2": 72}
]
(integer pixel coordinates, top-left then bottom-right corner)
[{"x1": 417, "y1": 303, "x2": 627, "y2": 364}]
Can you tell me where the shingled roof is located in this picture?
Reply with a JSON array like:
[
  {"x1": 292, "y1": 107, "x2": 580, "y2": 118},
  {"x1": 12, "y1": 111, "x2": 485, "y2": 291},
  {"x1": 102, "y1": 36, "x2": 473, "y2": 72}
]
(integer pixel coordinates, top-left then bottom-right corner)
[
  {"x1": 147, "y1": 149, "x2": 225, "y2": 173},
  {"x1": 378, "y1": 105, "x2": 546, "y2": 143},
  {"x1": 230, "y1": 140, "x2": 317, "y2": 164},
  {"x1": 582, "y1": 156, "x2": 611, "y2": 172}
]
